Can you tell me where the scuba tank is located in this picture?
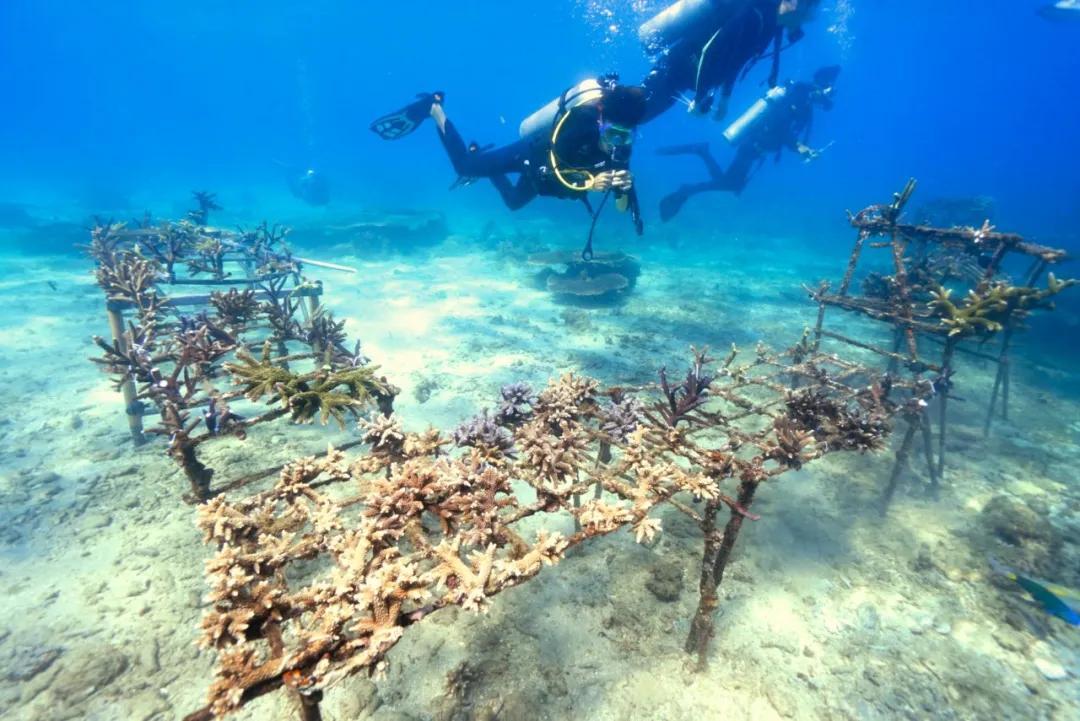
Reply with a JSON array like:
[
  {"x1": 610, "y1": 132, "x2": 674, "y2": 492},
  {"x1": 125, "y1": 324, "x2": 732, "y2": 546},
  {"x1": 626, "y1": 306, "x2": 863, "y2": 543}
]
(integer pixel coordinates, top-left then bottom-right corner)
[
  {"x1": 638, "y1": 0, "x2": 722, "y2": 51},
  {"x1": 519, "y1": 78, "x2": 604, "y2": 139},
  {"x1": 722, "y1": 85, "x2": 787, "y2": 145}
]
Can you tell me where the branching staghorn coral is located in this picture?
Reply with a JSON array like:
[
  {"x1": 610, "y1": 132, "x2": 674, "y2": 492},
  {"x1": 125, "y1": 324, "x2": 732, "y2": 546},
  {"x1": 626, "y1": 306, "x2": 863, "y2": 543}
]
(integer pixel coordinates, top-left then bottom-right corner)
[
  {"x1": 226, "y1": 341, "x2": 397, "y2": 429},
  {"x1": 210, "y1": 288, "x2": 261, "y2": 330},
  {"x1": 187, "y1": 344, "x2": 922, "y2": 719},
  {"x1": 87, "y1": 217, "x2": 399, "y2": 501},
  {"x1": 928, "y1": 273, "x2": 1077, "y2": 338},
  {"x1": 189, "y1": 190, "x2": 222, "y2": 226}
]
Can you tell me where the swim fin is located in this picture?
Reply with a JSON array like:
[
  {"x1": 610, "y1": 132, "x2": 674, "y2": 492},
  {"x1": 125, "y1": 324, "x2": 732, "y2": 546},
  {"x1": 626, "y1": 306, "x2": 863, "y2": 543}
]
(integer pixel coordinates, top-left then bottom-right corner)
[
  {"x1": 370, "y1": 91, "x2": 444, "y2": 141},
  {"x1": 659, "y1": 188, "x2": 692, "y2": 222}
]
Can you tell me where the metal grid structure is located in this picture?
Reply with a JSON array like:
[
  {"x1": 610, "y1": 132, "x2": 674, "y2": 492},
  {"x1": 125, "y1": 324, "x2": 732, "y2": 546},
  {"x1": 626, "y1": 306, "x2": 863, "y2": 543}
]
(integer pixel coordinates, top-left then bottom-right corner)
[{"x1": 806, "y1": 179, "x2": 1072, "y2": 509}]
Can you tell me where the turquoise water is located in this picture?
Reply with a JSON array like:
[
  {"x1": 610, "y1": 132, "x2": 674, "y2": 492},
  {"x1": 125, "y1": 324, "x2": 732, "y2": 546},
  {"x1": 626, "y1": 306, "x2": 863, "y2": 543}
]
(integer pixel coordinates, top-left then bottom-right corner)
[{"x1": 1, "y1": 3, "x2": 1078, "y2": 720}]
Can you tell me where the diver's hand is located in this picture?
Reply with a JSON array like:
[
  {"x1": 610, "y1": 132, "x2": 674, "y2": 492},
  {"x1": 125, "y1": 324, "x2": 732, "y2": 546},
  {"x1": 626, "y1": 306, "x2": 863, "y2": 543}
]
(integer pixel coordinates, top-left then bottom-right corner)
[
  {"x1": 593, "y1": 170, "x2": 633, "y2": 193},
  {"x1": 797, "y1": 143, "x2": 819, "y2": 163}
]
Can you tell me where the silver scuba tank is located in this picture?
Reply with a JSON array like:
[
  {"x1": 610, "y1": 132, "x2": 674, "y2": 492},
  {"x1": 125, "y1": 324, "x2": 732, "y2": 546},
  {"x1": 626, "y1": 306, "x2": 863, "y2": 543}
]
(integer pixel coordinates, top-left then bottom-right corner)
[
  {"x1": 638, "y1": 0, "x2": 722, "y2": 51},
  {"x1": 722, "y1": 85, "x2": 787, "y2": 145},
  {"x1": 519, "y1": 78, "x2": 604, "y2": 139}
]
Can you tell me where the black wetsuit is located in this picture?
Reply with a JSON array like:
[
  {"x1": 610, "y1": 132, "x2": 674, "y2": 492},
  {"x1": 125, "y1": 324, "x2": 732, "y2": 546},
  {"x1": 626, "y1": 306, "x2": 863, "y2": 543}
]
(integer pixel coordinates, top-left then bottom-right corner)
[
  {"x1": 658, "y1": 81, "x2": 817, "y2": 220},
  {"x1": 641, "y1": 0, "x2": 782, "y2": 123},
  {"x1": 437, "y1": 105, "x2": 632, "y2": 211}
]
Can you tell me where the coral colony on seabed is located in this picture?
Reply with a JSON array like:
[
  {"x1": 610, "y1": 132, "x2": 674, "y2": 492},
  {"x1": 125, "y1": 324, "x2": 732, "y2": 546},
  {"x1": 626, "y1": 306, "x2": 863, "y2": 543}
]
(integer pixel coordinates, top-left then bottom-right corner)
[
  {"x1": 75, "y1": 178, "x2": 1079, "y2": 721},
  {"x1": 7, "y1": 3, "x2": 1080, "y2": 721},
  {"x1": 87, "y1": 194, "x2": 397, "y2": 502},
  {"x1": 75, "y1": 173, "x2": 1079, "y2": 720}
]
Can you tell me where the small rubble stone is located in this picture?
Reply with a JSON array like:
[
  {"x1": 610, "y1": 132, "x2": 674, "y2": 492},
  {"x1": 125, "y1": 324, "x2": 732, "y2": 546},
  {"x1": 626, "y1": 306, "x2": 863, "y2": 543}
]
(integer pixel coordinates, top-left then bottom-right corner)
[
  {"x1": 1033, "y1": 657, "x2": 1068, "y2": 681},
  {"x1": 4, "y1": 644, "x2": 63, "y2": 682},
  {"x1": 645, "y1": 560, "x2": 683, "y2": 602},
  {"x1": 48, "y1": 644, "x2": 128, "y2": 702},
  {"x1": 979, "y1": 495, "x2": 1056, "y2": 546},
  {"x1": 81, "y1": 512, "x2": 113, "y2": 530}
]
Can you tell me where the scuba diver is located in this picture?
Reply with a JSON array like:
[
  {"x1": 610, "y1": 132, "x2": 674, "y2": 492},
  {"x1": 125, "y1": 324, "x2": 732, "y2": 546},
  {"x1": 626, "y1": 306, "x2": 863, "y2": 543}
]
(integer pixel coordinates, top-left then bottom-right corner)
[
  {"x1": 276, "y1": 161, "x2": 331, "y2": 206},
  {"x1": 371, "y1": 76, "x2": 648, "y2": 257},
  {"x1": 638, "y1": 0, "x2": 822, "y2": 123},
  {"x1": 288, "y1": 168, "x2": 330, "y2": 206},
  {"x1": 656, "y1": 65, "x2": 840, "y2": 222}
]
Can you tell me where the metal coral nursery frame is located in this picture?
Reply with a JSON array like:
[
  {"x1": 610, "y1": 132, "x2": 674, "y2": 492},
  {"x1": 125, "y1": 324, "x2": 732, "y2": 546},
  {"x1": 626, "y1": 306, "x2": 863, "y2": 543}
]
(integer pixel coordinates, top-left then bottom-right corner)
[
  {"x1": 102, "y1": 225, "x2": 325, "y2": 445},
  {"x1": 806, "y1": 179, "x2": 1071, "y2": 511}
]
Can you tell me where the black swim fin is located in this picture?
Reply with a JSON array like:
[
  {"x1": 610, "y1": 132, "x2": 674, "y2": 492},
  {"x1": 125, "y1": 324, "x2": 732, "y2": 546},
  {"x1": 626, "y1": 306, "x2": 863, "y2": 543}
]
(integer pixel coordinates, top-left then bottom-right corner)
[
  {"x1": 659, "y1": 188, "x2": 691, "y2": 222},
  {"x1": 370, "y1": 91, "x2": 444, "y2": 141}
]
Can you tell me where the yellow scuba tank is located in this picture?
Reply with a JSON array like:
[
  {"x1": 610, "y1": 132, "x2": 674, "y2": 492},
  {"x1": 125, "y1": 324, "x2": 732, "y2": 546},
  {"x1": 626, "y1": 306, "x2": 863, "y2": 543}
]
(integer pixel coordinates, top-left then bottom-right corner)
[
  {"x1": 722, "y1": 85, "x2": 787, "y2": 145},
  {"x1": 519, "y1": 78, "x2": 604, "y2": 139},
  {"x1": 639, "y1": 0, "x2": 723, "y2": 51}
]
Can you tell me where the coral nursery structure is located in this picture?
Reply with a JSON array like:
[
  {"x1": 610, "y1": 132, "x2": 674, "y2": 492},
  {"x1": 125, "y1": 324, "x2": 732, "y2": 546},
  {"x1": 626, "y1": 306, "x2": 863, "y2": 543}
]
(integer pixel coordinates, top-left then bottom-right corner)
[
  {"x1": 88, "y1": 215, "x2": 397, "y2": 502},
  {"x1": 806, "y1": 180, "x2": 1074, "y2": 510},
  {"x1": 185, "y1": 341, "x2": 933, "y2": 719}
]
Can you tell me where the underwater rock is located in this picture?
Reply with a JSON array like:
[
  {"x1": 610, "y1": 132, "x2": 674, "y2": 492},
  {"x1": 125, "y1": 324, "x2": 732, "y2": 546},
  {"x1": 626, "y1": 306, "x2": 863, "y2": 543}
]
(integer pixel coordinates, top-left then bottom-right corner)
[
  {"x1": 45, "y1": 644, "x2": 128, "y2": 703},
  {"x1": 907, "y1": 611, "x2": 934, "y2": 635},
  {"x1": 136, "y1": 637, "x2": 159, "y2": 673},
  {"x1": 369, "y1": 711, "x2": 419, "y2": 721},
  {"x1": 855, "y1": 603, "x2": 881, "y2": 632},
  {"x1": 334, "y1": 677, "x2": 379, "y2": 718},
  {"x1": 80, "y1": 512, "x2": 113, "y2": 530},
  {"x1": 4, "y1": 644, "x2": 63, "y2": 682},
  {"x1": 1033, "y1": 657, "x2": 1068, "y2": 681},
  {"x1": 645, "y1": 559, "x2": 684, "y2": 602},
  {"x1": 413, "y1": 376, "x2": 440, "y2": 404},
  {"x1": 127, "y1": 689, "x2": 170, "y2": 720},
  {"x1": 979, "y1": 495, "x2": 1057, "y2": 546}
]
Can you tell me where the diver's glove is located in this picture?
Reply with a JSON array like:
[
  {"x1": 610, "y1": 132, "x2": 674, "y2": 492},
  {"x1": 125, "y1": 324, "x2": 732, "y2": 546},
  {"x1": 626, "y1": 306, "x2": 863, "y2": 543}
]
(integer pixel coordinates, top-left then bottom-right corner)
[{"x1": 593, "y1": 170, "x2": 633, "y2": 193}]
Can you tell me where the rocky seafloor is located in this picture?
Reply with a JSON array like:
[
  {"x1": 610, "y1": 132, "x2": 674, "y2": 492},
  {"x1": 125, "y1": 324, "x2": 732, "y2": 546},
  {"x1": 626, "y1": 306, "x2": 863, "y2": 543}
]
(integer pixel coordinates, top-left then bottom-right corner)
[{"x1": 0, "y1": 218, "x2": 1077, "y2": 721}]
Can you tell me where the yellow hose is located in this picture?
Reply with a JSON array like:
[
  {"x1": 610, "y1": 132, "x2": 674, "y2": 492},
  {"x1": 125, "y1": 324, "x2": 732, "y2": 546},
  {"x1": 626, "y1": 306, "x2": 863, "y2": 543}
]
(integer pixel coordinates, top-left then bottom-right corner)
[{"x1": 549, "y1": 110, "x2": 596, "y2": 192}]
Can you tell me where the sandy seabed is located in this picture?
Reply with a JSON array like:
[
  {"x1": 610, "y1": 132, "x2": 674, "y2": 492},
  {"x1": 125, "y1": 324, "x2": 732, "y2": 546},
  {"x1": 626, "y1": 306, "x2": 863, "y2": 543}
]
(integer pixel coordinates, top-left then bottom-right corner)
[{"x1": 1, "y1": 223, "x2": 1077, "y2": 721}]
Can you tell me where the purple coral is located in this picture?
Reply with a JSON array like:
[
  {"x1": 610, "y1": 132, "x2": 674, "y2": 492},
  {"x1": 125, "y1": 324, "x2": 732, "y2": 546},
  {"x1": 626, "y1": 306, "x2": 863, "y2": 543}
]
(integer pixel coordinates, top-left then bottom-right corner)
[
  {"x1": 601, "y1": 395, "x2": 643, "y2": 443},
  {"x1": 495, "y1": 382, "x2": 536, "y2": 426},
  {"x1": 658, "y1": 349, "x2": 714, "y2": 427},
  {"x1": 204, "y1": 396, "x2": 245, "y2": 436},
  {"x1": 453, "y1": 410, "x2": 515, "y2": 455}
]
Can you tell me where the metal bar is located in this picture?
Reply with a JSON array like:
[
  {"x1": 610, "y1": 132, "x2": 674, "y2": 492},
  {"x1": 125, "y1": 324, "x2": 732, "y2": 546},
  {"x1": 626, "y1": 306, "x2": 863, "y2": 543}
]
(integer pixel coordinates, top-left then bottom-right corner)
[
  {"x1": 880, "y1": 418, "x2": 918, "y2": 515},
  {"x1": 295, "y1": 257, "x2": 358, "y2": 274},
  {"x1": 106, "y1": 286, "x2": 322, "y2": 312},
  {"x1": 106, "y1": 306, "x2": 146, "y2": 445},
  {"x1": 936, "y1": 341, "x2": 956, "y2": 480},
  {"x1": 817, "y1": 330, "x2": 942, "y2": 373}
]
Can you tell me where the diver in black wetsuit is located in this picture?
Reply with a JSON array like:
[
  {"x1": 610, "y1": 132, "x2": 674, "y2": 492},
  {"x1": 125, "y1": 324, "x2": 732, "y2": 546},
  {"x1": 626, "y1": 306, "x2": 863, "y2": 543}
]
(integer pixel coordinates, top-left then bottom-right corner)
[
  {"x1": 371, "y1": 81, "x2": 647, "y2": 235},
  {"x1": 656, "y1": 65, "x2": 839, "y2": 221},
  {"x1": 639, "y1": 0, "x2": 821, "y2": 123}
]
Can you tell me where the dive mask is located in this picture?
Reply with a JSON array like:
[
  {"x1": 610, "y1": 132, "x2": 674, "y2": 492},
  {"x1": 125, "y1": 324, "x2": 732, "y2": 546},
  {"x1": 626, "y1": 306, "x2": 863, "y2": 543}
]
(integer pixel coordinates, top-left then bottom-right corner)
[{"x1": 600, "y1": 122, "x2": 634, "y2": 147}]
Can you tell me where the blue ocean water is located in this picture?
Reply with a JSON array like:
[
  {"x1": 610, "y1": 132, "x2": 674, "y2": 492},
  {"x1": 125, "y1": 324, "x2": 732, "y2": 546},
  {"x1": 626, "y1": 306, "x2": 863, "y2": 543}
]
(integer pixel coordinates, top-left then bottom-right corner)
[
  {"x1": 1, "y1": 2, "x2": 1079, "y2": 720},
  {"x1": 3, "y1": 2, "x2": 1078, "y2": 353}
]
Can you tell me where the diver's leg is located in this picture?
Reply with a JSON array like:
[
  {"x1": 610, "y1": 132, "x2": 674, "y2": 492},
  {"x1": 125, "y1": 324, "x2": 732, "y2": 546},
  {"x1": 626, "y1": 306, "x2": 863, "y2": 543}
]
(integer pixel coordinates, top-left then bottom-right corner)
[
  {"x1": 657, "y1": 143, "x2": 725, "y2": 183},
  {"x1": 659, "y1": 181, "x2": 723, "y2": 222},
  {"x1": 488, "y1": 175, "x2": 537, "y2": 211},
  {"x1": 720, "y1": 148, "x2": 757, "y2": 194},
  {"x1": 432, "y1": 103, "x2": 526, "y2": 178}
]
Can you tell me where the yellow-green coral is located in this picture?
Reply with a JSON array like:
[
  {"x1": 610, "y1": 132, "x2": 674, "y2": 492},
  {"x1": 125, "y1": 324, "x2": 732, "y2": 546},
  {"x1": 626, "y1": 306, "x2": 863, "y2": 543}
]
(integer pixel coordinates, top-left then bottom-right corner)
[
  {"x1": 928, "y1": 273, "x2": 1077, "y2": 338},
  {"x1": 225, "y1": 342, "x2": 393, "y2": 428}
]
